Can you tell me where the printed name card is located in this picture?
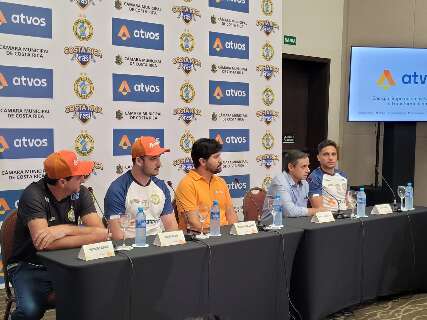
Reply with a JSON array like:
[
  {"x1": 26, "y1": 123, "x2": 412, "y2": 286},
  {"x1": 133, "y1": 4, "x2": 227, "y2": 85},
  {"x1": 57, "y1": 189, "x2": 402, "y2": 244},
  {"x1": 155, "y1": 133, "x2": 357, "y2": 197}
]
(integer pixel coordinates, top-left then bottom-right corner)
[
  {"x1": 78, "y1": 241, "x2": 115, "y2": 261},
  {"x1": 153, "y1": 230, "x2": 186, "y2": 247},
  {"x1": 371, "y1": 204, "x2": 393, "y2": 215},
  {"x1": 311, "y1": 211, "x2": 335, "y2": 224},
  {"x1": 230, "y1": 221, "x2": 258, "y2": 235}
]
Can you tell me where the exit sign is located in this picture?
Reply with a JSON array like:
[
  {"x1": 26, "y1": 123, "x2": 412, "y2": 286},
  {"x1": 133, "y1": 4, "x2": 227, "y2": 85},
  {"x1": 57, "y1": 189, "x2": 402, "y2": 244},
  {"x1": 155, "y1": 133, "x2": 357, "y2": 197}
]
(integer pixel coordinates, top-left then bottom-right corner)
[{"x1": 284, "y1": 35, "x2": 296, "y2": 45}]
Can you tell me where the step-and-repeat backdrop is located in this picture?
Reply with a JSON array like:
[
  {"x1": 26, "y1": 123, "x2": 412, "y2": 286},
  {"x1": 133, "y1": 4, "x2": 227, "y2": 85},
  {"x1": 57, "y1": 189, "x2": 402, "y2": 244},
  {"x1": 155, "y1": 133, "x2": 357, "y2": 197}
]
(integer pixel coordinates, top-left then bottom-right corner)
[{"x1": 0, "y1": 0, "x2": 282, "y2": 285}]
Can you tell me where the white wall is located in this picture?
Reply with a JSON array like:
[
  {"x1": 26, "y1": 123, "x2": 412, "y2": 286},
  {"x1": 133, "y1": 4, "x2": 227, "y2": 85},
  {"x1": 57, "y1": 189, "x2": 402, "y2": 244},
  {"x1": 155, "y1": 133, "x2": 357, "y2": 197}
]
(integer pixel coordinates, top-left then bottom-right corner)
[{"x1": 283, "y1": 0, "x2": 345, "y2": 143}]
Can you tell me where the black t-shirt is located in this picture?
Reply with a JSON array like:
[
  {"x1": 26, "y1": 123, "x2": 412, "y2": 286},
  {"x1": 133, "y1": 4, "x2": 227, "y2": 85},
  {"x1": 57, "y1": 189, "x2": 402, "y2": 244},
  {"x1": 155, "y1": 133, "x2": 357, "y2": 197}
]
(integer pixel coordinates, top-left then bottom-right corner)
[{"x1": 10, "y1": 178, "x2": 96, "y2": 265}]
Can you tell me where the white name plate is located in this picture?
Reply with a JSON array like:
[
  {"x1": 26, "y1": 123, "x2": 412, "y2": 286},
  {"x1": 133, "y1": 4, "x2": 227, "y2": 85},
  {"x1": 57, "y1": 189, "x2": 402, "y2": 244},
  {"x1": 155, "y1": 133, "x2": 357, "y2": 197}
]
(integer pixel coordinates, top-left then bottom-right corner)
[
  {"x1": 311, "y1": 211, "x2": 335, "y2": 224},
  {"x1": 78, "y1": 241, "x2": 115, "y2": 261},
  {"x1": 230, "y1": 221, "x2": 258, "y2": 236},
  {"x1": 371, "y1": 204, "x2": 393, "y2": 215},
  {"x1": 153, "y1": 230, "x2": 186, "y2": 247}
]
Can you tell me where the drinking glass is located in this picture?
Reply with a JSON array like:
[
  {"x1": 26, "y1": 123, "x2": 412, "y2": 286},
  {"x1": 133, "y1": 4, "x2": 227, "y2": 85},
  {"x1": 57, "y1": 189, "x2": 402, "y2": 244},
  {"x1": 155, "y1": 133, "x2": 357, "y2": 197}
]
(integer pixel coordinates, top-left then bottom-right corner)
[
  {"x1": 346, "y1": 190, "x2": 357, "y2": 218},
  {"x1": 115, "y1": 213, "x2": 133, "y2": 251},
  {"x1": 397, "y1": 186, "x2": 406, "y2": 211},
  {"x1": 196, "y1": 204, "x2": 209, "y2": 239}
]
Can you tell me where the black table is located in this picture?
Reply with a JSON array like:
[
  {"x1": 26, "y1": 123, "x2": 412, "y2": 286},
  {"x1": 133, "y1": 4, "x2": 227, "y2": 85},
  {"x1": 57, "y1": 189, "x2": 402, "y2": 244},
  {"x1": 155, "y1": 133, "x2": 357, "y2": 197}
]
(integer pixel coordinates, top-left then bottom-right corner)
[
  {"x1": 38, "y1": 225, "x2": 303, "y2": 320},
  {"x1": 287, "y1": 208, "x2": 426, "y2": 320}
]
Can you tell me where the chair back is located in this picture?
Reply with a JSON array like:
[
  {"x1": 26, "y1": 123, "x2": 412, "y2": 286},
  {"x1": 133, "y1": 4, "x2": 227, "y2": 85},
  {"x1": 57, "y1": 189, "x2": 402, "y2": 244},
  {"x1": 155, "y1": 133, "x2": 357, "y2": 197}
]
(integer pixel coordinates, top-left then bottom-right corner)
[
  {"x1": 0, "y1": 210, "x2": 18, "y2": 297},
  {"x1": 242, "y1": 188, "x2": 266, "y2": 221}
]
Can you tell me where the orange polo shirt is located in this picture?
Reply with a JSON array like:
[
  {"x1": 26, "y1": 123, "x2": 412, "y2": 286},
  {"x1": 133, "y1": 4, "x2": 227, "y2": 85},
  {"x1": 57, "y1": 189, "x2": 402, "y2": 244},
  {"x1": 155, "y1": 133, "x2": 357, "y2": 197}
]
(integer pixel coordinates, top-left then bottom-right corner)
[{"x1": 175, "y1": 169, "x2": 233, "y2": 230}]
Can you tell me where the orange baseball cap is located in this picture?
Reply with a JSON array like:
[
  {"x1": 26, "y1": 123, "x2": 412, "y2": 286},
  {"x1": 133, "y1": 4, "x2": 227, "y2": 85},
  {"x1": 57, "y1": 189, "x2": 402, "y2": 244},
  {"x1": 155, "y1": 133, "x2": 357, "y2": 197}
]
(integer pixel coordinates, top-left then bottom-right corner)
[
  {"x1": 44, "y1": 150, "x2": 94, "y2": 179},
  {"x1": 131, "y1": 136, "x2": 170, "y2": 158}
]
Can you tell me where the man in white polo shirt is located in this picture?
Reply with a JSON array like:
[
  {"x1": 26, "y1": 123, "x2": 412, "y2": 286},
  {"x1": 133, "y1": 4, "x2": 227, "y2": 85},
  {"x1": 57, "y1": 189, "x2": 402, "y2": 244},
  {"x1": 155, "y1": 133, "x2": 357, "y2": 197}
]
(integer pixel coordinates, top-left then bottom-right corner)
[{"x1": 104, "y1": 136, "x2": 178, "y2": 239}]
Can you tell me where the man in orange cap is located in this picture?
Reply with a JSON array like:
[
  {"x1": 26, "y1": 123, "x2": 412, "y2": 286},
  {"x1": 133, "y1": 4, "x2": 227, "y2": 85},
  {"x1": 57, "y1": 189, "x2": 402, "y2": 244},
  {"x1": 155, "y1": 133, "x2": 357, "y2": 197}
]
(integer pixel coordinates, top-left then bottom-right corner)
[
  {"x1": 105, "y1": 136, "x2": 178, "y2": 240},
  {"x1": 8, "y1": 150, "x2": 107, "y2": 320}
]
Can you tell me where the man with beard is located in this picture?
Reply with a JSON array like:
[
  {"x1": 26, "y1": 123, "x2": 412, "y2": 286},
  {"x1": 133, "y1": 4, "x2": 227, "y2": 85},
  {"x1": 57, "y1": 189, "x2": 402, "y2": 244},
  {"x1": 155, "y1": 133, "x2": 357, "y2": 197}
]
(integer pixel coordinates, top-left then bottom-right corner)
[
  {"x1": 104, "y1": 136, "x2": 178, "y2": 240},
  {"x1": 8, "y1": 150, "x2": 107, "y2": 320},
  {"x1": 308, "y1": 139, "x2": 348, "y2": 212},
  {"x1": 175, "y1": 138, "x2": 238, "y2": 232}
]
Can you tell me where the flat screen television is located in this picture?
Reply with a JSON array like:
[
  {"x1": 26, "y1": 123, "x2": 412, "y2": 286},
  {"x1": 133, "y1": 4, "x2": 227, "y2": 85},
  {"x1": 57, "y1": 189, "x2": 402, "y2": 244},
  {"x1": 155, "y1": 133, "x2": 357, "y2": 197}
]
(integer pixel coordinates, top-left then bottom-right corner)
[{"x1": 348, "y1": 46, "x2": 427, "y2": 122}]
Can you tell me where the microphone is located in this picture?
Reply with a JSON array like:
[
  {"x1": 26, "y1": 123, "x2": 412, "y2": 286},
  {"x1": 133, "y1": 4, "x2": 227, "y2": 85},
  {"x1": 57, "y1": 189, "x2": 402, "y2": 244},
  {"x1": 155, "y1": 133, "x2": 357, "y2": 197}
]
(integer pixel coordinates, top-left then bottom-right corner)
[
  {"x1": 87, "y1": 186, "x2": 108, "y2": 227},
  {"x1": 167, "y1": 180, "x2": 196, "y2": 241},
  {"x1": 307, "y1": 177, "x2": 345, "y2": 219},
  {"x1": 375, "y1": 168, "x2": 398, "y2": 211}
]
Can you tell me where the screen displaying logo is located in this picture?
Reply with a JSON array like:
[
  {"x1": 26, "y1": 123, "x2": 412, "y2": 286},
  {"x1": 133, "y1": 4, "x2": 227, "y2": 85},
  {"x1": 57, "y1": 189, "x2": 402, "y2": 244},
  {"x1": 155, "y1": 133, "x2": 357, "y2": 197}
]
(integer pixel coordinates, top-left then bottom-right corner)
[
  {"x1": 112, "y1": 18, "x2": 164, "y2": 50},
  {"x1": 113, "y1": 129, "x2": 164, "y2": 156},
  {"x1": 209, "y1": 32, "x2": 249, "y2": 59},
  {"x1": 221, "y1": 174, "x2": 250, "y2": 198},
  {"x1": 0, "y1": 189, "x2": 22, "y2": 217},
  {"x1": 113, "y1": 73, "x2": 164, "y2": 102},
  {"x1": 209, "y1": 0, "x2": 249, "y2": 13},
  {"x1": 209, "y1": 80, "x2": 249, "y2": 106},
  {"x1": 0, "y1": 128, "x2": 54, "y2": 159},
  {"x1": 0, "y1": 2, "x2": 52, "y2": 38},
  {"x1": 209, "y1": 129, "x2": 249, "y2": 152},
  {"x1": 0, "y1": 65, "x2": 53, "y2": 98}
]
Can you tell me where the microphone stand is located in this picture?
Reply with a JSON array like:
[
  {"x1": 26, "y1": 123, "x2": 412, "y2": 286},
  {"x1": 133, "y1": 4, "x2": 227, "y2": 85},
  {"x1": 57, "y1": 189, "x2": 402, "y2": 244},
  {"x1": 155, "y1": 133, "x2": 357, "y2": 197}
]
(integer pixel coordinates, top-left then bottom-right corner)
[
  {"x1": 375, "y1": 168, "x2": 398, "y2": 212},
  {"x1": 88, "y1": 187, "x2": 108, "y2": 227}
]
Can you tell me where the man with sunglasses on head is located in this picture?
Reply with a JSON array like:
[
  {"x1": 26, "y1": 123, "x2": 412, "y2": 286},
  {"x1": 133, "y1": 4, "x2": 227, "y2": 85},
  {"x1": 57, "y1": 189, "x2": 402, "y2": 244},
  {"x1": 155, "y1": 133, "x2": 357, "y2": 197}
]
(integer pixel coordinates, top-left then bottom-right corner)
[
  {"x1": 104, "y1": 136, "x2": 178, "y2": 241},
  {"x1": 8, "y1": 150, "x2": 108, "y2": 320}
]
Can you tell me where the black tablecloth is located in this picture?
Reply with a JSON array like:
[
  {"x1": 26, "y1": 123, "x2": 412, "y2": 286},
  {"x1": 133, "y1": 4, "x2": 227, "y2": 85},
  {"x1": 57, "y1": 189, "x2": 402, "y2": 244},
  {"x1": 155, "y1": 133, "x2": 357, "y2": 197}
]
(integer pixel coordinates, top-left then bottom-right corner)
[
  {"x1": 287, "y1": 208, "x2": 426, "y2": 320},
  {"x1": 38, "y1": 225, "x2": 303, "y2": 320}
]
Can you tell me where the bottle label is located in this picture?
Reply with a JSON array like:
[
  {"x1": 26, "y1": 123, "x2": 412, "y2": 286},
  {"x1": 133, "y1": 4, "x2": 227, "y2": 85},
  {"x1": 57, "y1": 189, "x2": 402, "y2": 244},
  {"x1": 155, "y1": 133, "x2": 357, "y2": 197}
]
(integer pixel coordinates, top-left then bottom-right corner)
[{"x1": 136, "y1": 220, "x2": 146, "y2": 228}]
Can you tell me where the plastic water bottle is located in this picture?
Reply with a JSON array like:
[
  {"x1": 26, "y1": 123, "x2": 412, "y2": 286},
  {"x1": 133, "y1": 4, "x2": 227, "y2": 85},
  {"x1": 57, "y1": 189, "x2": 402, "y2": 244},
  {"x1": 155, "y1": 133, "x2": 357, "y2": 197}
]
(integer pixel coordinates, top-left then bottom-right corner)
[
  {"x1": 405, "y1": 183, "x2": 414, "y2": 210},
  {"x1": 134, "y1": 207, "x2": 148, "y2": 247},
  {"x1": 272, "y1": 194, "x2": 283, "y2": 227},
  {"x1": 356, "y1": 187, "x2": 367, "y2": 218},
  {"x1": 210, "y1": 200, "x2": 221, "y2": 237}
]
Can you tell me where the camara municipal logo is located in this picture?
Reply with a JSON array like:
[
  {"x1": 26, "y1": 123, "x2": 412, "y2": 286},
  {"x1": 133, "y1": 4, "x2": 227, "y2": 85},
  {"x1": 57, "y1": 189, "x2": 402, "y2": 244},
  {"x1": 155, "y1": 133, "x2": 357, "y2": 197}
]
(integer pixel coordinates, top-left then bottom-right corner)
[
  {"x1": 0, "y1": 65, "x2": 53, "y2": 99},
  {"x1": 0, "y1": 2, "x2": 52, "y2": 38}
]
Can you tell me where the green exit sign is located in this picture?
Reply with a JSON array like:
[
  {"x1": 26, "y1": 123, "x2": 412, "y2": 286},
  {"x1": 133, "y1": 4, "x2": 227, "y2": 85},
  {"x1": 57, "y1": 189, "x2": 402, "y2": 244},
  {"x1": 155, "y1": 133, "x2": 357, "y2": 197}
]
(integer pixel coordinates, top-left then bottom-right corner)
[{"x1": 284, "y1": 35, "x2": 296, "y2": 45}]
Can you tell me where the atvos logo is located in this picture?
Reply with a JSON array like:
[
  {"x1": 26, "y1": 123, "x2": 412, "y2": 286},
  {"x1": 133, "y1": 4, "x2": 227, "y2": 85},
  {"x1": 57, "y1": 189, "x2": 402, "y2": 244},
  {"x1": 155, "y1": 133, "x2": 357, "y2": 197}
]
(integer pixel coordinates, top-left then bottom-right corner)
[
  {"x1": 376, "y1": 70, "x2": 396, "y2": 90},
  {"x1": 113, "y1": 73, "x2": 164, "y2": 102},
  {"x1": 0, "y1": 65, "x2": 53, "y2": 98},
  {"x1": 209, "y1": 80, "x2": 249, "y2": 106},
  {"x1": 112, "y1": 18, "x2": 164, "y2": 50},
  {"x1": 209, "y1": 32, "x2": 249, "y2": 59},
  {"x1": 221, "y1": 174, "x2": 250, "y2": 198},
  {"x1": 209, "y1": 0, "x2": 249, "y2": 13},
  {"x1": 0, "y1": 189, "x2": 23, "y2": 217},
  {"x1": 209, "y1": 129, "x2": 249, "y2": 152},
  {"x1": 113, "y1": 129, "x2": 164, "y2": 156},
  {"x1": 377, "y1": 69, "x2": 427, "y2": 89},
  {"x1": 0, "y1": 129, "x2": 54, "y2": 159},
  {"x1": 0, "y1": 2, "x2": 52, "y2": 38}
]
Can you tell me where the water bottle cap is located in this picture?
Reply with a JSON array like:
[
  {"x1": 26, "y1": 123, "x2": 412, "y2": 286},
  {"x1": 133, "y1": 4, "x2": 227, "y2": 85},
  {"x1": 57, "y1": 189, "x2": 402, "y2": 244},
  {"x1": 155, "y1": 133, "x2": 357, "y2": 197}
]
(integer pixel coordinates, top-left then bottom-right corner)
[
  {"x1": 213, "y1": 200, "x2": 219, "y2": 205},
  {"x1": 360, "y1": 187, "x2": 364, "y2": 191}
]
